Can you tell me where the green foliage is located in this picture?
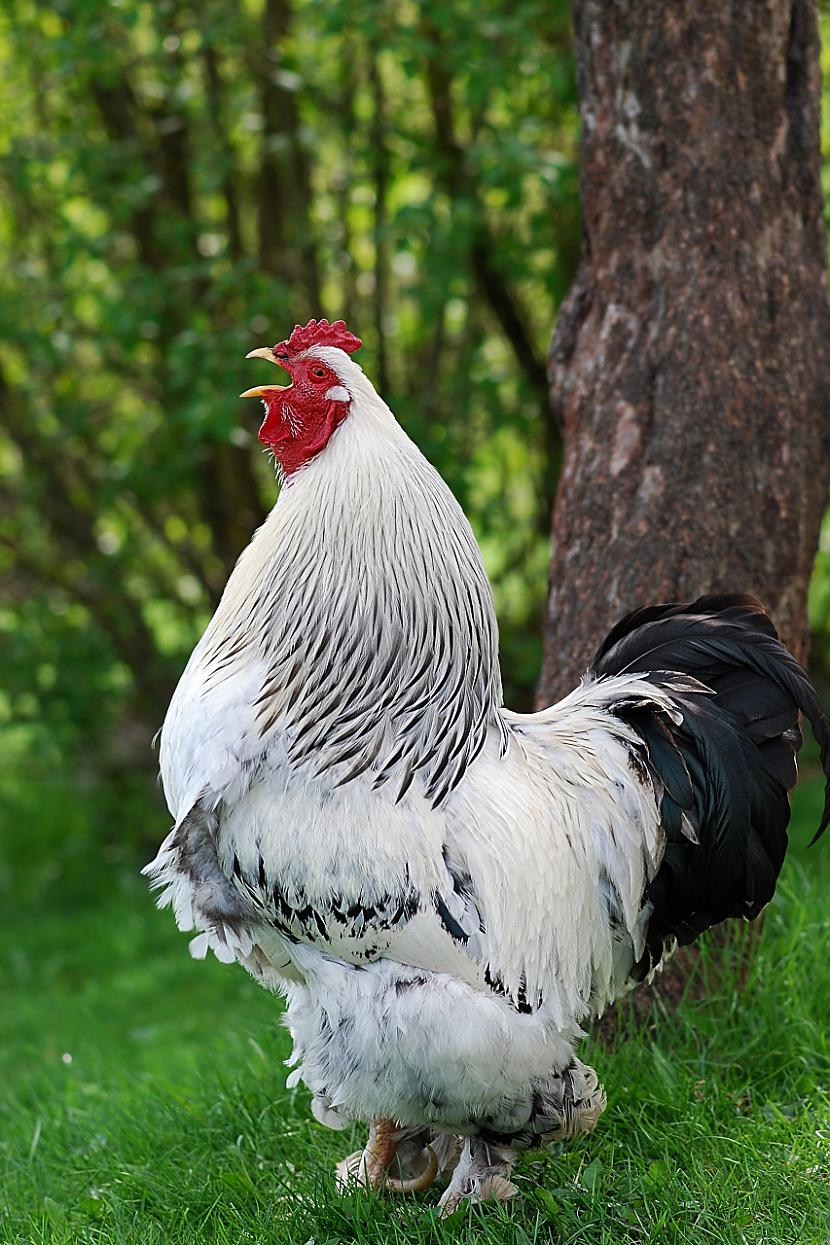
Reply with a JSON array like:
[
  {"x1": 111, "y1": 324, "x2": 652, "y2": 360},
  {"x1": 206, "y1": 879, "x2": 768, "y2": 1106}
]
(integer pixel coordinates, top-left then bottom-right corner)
[
  {"x1": 0, "y1": 0, "x2": 578, "y2": 769},
  {"x1": 1, "y1": 770, "x2": 829, "y2": 1243},
  {"x1": 3, "y1": 0, "x2": 830, "y2": 780}
]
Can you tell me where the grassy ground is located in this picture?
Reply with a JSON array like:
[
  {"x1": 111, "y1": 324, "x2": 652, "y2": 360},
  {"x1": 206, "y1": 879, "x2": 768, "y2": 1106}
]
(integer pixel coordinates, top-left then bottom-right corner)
[{"x1": 1, "y1": 767, "x2": 829, "y2": 1245}]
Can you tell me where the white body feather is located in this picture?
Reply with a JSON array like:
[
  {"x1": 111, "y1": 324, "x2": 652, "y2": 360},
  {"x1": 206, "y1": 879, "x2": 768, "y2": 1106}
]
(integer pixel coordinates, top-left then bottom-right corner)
[{"x1": 148, "y1": 349, "x2": 671, "y2": 1136}]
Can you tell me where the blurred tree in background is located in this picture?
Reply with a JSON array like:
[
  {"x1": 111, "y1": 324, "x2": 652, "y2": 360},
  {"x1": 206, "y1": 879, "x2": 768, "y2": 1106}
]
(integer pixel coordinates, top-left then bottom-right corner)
[
  {"x1": 0, "y1": 0, "x2": 578, "y2": 781},
  {"x1": 2, "y1": 0, "x2": 830, "y2": 805}
]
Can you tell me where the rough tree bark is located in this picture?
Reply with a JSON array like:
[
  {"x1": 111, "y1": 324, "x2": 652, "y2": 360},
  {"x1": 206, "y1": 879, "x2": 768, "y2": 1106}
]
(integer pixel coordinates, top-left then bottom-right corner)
[
  {"x1": 540, "y1": 1, "x2": 830, "y2": 1019},
  {"x1": 542, "y1": 0, "x2": 830, "y2": 695}
]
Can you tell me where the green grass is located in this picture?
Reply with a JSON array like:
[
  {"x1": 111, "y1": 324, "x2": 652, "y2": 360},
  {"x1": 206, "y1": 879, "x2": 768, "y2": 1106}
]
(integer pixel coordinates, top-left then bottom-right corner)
[{"x1": 1, "y1": 768, "x2": 829, "y2": 1245}]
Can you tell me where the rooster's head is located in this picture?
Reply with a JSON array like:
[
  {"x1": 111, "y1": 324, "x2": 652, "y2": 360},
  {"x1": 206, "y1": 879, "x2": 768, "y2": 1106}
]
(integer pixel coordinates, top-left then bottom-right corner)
[{"x1": 241, "y1": 318, "x2": 363, "y2": 476}]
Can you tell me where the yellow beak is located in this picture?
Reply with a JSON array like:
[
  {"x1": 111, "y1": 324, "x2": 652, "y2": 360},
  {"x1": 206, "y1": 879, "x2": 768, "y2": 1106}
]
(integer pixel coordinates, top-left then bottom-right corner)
[
  {"x1": 245, "y1": 346, "x2": 278, "y2": 363},
  {"x1": 239, "y1": 384, "x2": 288, "y2": 398},
  {"x1": 241, "y1": 345, "x2": 289, "y2": 397}
]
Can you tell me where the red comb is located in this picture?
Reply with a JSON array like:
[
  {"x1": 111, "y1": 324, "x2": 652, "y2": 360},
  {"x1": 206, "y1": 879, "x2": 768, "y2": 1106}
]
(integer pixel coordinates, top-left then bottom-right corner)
[{"x1": 276, "y1": 318, "x2": 363, "y2": 357}]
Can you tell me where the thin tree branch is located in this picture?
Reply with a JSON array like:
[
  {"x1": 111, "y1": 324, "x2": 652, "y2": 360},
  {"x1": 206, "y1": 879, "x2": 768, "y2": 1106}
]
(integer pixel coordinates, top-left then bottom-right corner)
[
  {"x1": 200, "y1": 37, "x2": 244, "y2": 261},
  {"x1": 368, "y1": 31, "x2": 390, "y2": 396},
  {"x1": 254, "y1": 0, "x2": 321, "y2": 310},
  {"x1": 422, "y1": 31, "x2": 549, "y2": 398}
]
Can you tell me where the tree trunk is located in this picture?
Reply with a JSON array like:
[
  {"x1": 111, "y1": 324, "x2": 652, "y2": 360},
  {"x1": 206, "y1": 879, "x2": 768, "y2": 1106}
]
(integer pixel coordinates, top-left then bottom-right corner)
[
  {"x1": 542, "y1": 0, "x2": 830, "y2": 696},
  {"x1": 540, "y1": 0, "x2": 830, "y2": 1022}
]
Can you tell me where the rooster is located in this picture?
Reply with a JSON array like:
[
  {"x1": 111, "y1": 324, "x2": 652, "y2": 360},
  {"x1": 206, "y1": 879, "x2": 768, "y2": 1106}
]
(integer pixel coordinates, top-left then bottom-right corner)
[{"x1": 146, "y1": 318, "x2": 830, "y2": 1212}]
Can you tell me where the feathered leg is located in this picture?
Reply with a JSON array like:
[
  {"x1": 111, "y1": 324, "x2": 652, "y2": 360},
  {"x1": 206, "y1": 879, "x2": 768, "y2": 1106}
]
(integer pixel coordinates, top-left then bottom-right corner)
[
  {"x1": 437, "y1": 1138, "x2": 519, "y2": 1215},
  {"x1": 530, "y1": 1059, "x2": 606, "y2": 1143},
  {"x1": 335, "y1": 1119, "x2": 439, "y2": 1193},
  {"x1": 436, "y1": 1060, "x2": 606, "y2": 1214}
]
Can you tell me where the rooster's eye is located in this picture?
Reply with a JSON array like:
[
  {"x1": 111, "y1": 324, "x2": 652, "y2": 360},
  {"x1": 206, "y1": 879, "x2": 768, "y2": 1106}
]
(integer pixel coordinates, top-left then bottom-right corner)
[{"x1": 311, "y1": 366, "x2": 326, "y2": 380}]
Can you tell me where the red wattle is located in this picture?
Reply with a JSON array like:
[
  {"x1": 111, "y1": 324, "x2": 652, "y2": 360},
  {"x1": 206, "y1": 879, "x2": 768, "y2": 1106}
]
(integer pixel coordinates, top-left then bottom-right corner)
[{"x1": 259, "y1": 395, "x2": 349, "y2": 476}]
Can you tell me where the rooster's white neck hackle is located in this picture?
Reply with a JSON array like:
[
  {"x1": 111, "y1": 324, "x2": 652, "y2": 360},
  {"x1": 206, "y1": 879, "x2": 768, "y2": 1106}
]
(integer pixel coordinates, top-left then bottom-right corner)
[{"x1": 179, "y1": 349, "x2": 506, "y2": 810}]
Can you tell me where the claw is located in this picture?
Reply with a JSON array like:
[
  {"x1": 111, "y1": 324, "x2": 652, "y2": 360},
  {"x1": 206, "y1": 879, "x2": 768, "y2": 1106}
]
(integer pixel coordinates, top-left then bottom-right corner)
[
  {"x1": 385, "y1": 1143, "x2": 438, "y2": 1193},
  {"x1": 335, "y1": 1149, "x2": 374, "y2": 1192},
  {"x1": 335, "y1": 1118, "x2": 439, "y2": 1194}
]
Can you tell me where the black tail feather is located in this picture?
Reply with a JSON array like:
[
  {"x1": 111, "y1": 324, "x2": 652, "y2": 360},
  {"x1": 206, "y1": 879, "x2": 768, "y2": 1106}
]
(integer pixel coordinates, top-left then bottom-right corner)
[
  {"x1": 590, "y1": 594, "x2": 830, "y2": 971},
  {"x1": 592, "y1": 594, "x2": 830, "y2": 838}
]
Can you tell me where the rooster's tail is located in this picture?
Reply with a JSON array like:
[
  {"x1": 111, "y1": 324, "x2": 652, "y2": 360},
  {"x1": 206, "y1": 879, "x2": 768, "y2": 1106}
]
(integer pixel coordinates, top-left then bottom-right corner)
[{"x1": 589, "y1": 594, "x2": 830, "y2": 975}]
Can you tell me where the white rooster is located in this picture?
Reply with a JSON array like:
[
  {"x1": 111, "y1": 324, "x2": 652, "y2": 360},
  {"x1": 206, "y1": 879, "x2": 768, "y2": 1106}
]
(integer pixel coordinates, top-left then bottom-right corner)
[{"x1": 146, "y1": 318, "x2": 830, "y2": 1211}]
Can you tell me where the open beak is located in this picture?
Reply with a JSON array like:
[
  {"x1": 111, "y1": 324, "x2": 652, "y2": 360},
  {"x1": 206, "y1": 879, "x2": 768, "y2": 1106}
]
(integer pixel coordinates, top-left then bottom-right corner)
[
  {"x1": 239, "y1": 384, "x2": 288, "y2": 398},
  {"x1": 241, "y1": 346, "x2": 289, "y2": 398}
]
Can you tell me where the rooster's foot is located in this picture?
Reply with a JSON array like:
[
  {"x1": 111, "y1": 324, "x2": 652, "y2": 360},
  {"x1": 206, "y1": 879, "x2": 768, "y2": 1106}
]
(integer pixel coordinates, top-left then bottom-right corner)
[
  {"x1": 438, "y1": 1138, "x2": 519, "y2": 1216},
  {"x1": 335, "y1": 1118, "x2": 439, "y2": 1193}
]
